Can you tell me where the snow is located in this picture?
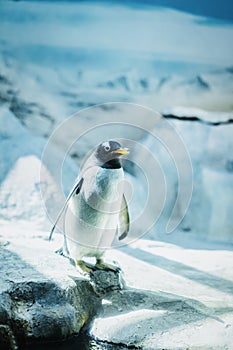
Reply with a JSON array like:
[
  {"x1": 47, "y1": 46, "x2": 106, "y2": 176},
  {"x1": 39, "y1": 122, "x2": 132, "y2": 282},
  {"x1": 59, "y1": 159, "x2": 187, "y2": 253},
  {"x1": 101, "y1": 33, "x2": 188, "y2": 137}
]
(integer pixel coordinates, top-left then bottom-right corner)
[
  {"x1": 106, "y1": 238, "x2": 233, "y2": 309},
  {"x1": 88, "y1": 237, "x2": 233, "y2": 348},
  {"x1": 163, "y1": 106, "x2": 233, "y2": 123},
  {"x1": 0, "y1": 106, "x2": 77, "y2": 231},
  {"x1": 172, "y1": 120, "x2": 233, "y2": 243}
]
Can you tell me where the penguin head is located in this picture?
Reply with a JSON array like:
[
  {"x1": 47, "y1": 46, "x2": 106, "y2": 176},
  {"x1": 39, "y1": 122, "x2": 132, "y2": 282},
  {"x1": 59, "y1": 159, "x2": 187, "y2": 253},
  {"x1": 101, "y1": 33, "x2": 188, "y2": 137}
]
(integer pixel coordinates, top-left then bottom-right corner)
[{"x1": 95, "y1": 140, "x2": 129, "y2": 165}]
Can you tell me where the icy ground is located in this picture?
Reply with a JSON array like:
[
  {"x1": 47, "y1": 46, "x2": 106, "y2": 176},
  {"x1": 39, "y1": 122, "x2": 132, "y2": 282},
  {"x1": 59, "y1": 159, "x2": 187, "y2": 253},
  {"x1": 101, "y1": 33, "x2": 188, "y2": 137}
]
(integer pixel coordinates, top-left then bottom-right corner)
[
  {"x1": 1, "y1": 223, "x2": 233, "y2": 348},
  {"x1": 98, "y1": 238, "x2": 233, "y2": 348}
]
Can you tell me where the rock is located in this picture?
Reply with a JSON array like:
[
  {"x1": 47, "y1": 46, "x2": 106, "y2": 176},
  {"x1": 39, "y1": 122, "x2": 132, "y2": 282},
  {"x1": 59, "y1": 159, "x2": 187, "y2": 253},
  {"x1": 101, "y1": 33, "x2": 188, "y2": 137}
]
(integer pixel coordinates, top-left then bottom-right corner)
[
  {"x1": 0, "y1": 325, "x2": 17, "y2": 350},
  {"x1": 90, "y1": 268, "x2": 126, "y2": 296},
  {"x1": 90, "y1": 288, "x2": 232, "y2": 349},
  {"x1": 0, "y1": 238, "x2": 103, "y2": 348}
]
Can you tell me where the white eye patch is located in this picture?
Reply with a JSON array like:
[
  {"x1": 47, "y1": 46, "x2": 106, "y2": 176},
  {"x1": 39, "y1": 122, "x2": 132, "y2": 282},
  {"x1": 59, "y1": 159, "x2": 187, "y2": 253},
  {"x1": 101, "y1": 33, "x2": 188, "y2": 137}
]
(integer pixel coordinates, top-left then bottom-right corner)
[{"x1": 103, "y1": 141, "x2": 110, "y2": 151}]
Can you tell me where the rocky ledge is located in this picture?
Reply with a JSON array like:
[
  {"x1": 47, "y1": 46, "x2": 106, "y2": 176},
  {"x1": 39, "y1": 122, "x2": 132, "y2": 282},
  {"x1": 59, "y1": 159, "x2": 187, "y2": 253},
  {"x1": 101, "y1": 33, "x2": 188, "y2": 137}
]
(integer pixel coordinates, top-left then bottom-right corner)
[
  {"x1": 0, "y1": 238, "x2": 96, "y2": 349},
  {"x1": 0, "y1": 236, "x2": 127, "y2": 349},
  {"x1": 0, "y1": 236, "x2": 232, "y2": 350}
]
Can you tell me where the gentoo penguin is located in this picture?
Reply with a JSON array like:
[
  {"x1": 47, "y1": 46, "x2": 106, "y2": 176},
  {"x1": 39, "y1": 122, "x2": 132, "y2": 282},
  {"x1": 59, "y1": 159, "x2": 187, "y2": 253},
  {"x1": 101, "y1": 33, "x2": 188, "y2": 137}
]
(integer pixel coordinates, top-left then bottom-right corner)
[{"x1": 50, "y1": 140, "x2": 130, "y2": 273}]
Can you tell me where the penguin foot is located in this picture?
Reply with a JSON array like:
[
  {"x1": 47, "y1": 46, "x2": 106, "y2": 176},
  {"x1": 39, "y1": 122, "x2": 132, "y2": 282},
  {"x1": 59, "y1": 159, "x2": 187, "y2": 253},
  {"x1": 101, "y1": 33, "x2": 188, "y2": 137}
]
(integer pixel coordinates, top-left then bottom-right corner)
[
  {"x1": 76, "y1": 260, "x2": 93, "y2": 275},
  {"x1": 95, "y1": 258, "x2": 121, "y2": 272}
]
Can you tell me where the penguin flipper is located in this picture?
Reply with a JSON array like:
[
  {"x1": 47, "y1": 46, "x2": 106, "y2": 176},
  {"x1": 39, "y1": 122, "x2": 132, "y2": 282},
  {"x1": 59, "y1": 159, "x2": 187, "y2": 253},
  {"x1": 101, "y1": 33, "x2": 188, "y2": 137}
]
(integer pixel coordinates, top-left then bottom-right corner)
[
  {"x1": 49, "y1": 177, "x2": 84, "y2": 241},
  {"x1": 118, "y1": 194, "x2": 130, "y2": 241}
]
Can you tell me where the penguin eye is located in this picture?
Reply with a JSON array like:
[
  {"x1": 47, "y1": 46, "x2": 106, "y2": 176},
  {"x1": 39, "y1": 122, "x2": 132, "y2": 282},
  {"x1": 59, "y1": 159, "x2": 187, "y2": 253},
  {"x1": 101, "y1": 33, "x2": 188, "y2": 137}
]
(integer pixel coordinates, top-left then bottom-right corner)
[{"x1": 104, "y1": 145, "x2": 110, "y2": 152}]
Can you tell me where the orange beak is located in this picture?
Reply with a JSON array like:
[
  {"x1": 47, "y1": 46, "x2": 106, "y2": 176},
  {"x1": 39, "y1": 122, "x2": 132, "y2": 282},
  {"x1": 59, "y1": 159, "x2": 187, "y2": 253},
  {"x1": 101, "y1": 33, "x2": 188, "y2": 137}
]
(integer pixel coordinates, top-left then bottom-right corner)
[{"x1": 113, "y1": 148, "x2": 130, "y2": 155}]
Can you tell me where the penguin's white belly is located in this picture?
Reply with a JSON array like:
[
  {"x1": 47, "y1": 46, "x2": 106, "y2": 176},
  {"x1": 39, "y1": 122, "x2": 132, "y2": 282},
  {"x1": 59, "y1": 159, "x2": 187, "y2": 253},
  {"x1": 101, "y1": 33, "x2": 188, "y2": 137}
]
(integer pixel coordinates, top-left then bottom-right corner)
[{"x1": 65, "y1": 167, "x2": 124, "y2": 260}]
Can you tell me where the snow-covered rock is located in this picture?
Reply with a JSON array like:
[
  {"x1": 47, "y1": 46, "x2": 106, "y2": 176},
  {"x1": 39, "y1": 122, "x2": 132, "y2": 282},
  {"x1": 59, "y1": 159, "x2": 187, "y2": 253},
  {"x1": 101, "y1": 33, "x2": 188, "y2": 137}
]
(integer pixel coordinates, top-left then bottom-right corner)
[
  {"x1": 131, "y1": 116, "x2": 233, "y2": 243},
  {"x1": 174, "y1": 119, "x2": 233, "y2": 243},
  {"x1": 163, "y1": 106, "x2": 233, "y2": 124},
  {"x1": 0, "y1": 238, "x2": 101, "y2": 349},
  {"x1": 91, "y1": 290, "x2": 232, "y2": 349},
  {"x1": 0, "y1": 106, "x2": 77, "y2": 232}
]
